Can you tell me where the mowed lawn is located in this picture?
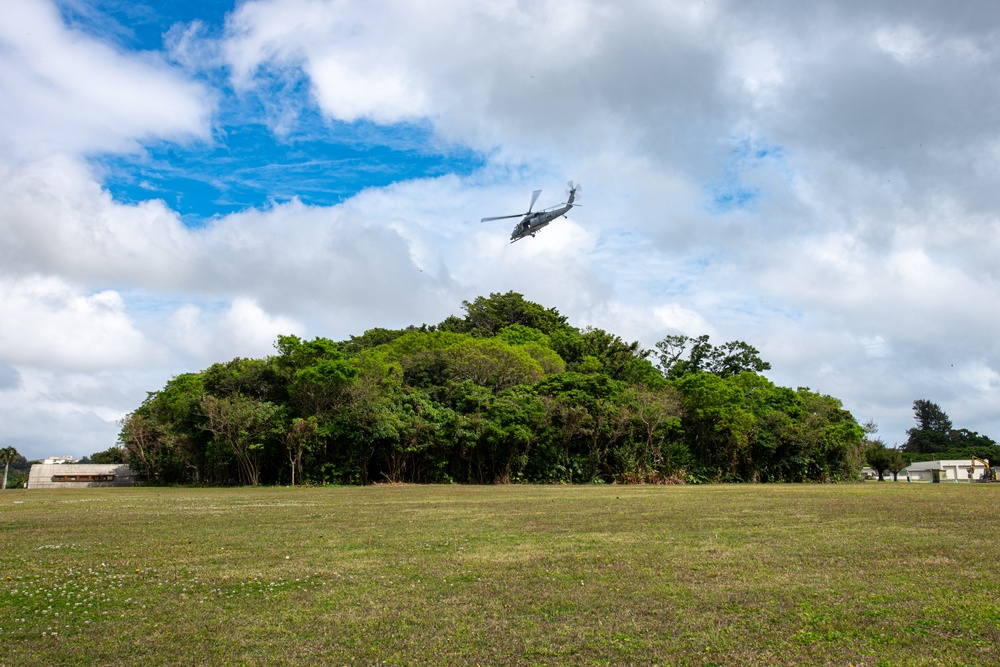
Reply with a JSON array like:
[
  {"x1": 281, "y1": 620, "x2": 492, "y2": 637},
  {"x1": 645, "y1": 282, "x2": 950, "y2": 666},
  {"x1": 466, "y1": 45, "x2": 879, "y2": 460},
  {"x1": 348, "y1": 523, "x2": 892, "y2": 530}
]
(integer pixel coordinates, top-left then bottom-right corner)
[{"x1": 2, "y1": 484, "x2": 999, "y2": 666}]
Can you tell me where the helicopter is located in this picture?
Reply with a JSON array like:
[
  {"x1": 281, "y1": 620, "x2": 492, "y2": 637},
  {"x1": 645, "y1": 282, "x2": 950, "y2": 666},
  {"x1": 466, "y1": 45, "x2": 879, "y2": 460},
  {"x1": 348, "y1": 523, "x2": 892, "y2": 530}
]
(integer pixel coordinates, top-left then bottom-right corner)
[{"x1": 481, "y1": 181, "x2": 580, "y2": 243}]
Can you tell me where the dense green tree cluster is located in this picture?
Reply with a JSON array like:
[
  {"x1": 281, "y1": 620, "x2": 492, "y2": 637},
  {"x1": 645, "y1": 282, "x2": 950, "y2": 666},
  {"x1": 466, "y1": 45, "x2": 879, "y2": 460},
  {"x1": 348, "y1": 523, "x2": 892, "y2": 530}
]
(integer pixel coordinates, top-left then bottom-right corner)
[
  {"x1": 902, "y1": 399, "x2": 1000, "y2": 462},
  {"x1": 115, "y1": 292, "x2": 865, "y2": 485}
]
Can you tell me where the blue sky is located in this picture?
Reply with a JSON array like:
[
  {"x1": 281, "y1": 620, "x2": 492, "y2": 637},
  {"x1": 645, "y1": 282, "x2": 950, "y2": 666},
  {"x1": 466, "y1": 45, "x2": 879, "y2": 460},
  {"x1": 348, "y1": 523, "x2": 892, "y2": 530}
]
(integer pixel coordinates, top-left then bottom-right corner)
[
  {"x1": 58, "y1": 0, "x2": 231, "y2": 50},
  {"x1": 3, "y1": 0, "x2": 1000, "y2": 459},
  {"x1": 94, "y1": 116, "x2": 484, "y2": 223},
  {"x1": 62, "y1": 0, "x2": 484, "y2": 222}
]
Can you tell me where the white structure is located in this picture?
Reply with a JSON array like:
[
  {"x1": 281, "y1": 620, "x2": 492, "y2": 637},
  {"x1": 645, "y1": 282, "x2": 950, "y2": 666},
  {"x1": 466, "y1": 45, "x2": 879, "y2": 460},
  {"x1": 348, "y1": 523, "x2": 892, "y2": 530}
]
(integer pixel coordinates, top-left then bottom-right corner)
[
  {"x1": 41, "y1": 456, "x2": 78, "y2": 465},
  {"x1": 27, "y1": 463, "x2": 134, "y2": 489},
  {"x1": 900, "y1": 460, "x2": 989, "y2": 483}
]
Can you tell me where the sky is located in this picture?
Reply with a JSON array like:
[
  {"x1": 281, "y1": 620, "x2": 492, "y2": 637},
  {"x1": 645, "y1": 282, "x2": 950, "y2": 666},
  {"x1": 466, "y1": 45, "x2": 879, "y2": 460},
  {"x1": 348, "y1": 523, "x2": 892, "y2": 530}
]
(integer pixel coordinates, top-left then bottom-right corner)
[{"x1": 2, "y1": 0, "x2": 999, "y2": 460}]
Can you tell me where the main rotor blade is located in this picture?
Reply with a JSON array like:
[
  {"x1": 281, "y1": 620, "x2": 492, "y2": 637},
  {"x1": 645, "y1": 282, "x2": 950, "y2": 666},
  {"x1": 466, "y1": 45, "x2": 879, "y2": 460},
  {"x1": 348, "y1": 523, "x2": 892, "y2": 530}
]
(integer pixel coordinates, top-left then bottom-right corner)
[
  {"x1": 481, "y1": 214, "x2": 525, "y2": 222},
  {"x1": 527, "y1": 189, "x2": 542, "y2": 213}
]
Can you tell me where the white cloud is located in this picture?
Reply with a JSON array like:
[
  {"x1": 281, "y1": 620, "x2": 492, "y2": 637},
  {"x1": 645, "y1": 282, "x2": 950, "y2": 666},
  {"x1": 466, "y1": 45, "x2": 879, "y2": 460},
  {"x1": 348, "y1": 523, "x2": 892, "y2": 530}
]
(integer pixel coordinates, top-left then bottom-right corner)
[
  {"x1": 0, "y1": 276, "x2": 152, "y2": 371},
  {"x1": 0, "y1": 0, "x2": 212, "y2": 161},
  {"x1": 5, "y1": 0, "x2": 1000, "y2": 458},
  {"x1": 161, "y1": 297, "x2": 306, "y2": 364},
  {"x1": 0, "y1": 366, "x2": 150, "y2": 460},
  {"x1": 874, "y1": 25, "x2": 928, "y2": 65},
  {"x1": 726, "y1": 38, "x2": 786, "y2": 108},
  {"x1": 224, "y1": 0, "x2": 429, "y2": 123},
  {"x1": 0, "y1": 155, "x2": 195, "y2": 286}
]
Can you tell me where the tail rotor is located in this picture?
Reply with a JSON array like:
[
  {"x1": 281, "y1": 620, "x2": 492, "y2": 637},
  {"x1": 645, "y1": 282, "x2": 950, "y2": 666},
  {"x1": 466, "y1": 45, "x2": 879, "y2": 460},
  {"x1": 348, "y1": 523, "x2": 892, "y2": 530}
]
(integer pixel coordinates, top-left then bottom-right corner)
[{"x1": 565, "y1": 181, "x2": 582, "y2": 206}]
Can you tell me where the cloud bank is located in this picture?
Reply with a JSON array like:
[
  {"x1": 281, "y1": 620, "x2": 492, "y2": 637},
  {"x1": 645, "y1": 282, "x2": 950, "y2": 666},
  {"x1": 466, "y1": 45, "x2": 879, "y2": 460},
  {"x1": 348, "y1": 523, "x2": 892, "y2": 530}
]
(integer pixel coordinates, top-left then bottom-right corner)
[{"x1": 2, "y1": 0, "x2": 999, "y2": 459}]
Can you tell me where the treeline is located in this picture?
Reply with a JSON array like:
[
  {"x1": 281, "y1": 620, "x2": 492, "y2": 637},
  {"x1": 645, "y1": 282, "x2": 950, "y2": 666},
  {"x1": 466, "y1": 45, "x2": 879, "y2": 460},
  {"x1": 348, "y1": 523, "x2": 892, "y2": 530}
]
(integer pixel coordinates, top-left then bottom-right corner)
[{"x1": 113, "y1": 292, "x2": 865, "y2": 486}]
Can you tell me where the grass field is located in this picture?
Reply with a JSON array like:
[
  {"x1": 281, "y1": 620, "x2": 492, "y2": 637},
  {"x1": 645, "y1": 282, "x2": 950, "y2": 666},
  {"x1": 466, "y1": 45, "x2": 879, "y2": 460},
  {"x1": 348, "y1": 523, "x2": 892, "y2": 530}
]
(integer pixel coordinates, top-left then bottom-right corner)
[{"x1": 2, "y1": 483, "x2": 999, "y2": 666}]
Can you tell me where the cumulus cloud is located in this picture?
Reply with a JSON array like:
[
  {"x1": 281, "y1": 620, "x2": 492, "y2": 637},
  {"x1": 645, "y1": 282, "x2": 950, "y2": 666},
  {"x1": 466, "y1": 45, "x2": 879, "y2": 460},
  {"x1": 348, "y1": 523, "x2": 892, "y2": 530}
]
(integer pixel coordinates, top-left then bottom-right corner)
[
  {"x1": 160, "y1": 297, "x2": 306, "y2": 364},
  {"x1": 224, "y1": 0, "x2": 430, "y2": 123},
  {"x1": 0, "y1": 276, "x2": 152, "y2": 372},
  {"x1": 0, "y1": 0, "x2": 212, "y2": 161},
  {"x1": 0, "y1": 155, "x2": 195, "y2": 286},
  {"x1": 0, "y1": 366, "x2": 141, "y2": 459}
]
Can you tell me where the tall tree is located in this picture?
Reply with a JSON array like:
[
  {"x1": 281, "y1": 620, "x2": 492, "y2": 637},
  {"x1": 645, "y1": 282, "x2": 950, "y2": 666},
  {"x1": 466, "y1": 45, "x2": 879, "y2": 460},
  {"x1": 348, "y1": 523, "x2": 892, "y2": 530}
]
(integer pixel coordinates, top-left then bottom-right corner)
[
  {"x1": 912, "y1": 399, "x2": 953, "y2": 433},
  {"x1": 1, "y1": 446, "x2": 19, "y2": 490},
  {"x1": 865, "y1": 440, "x2": 904, "y2": 481},
  {"x1": 886, "y1": 450, "x2": 907, "y2": 481},
  {"x1": 632, "y1": 386, "x2": 684, "y2": 478},
  {"x1": 904, "y1": 399, "x2": 953, "y2": 453},
  {"x1": 675, "y1": 372, "x2": 757, "y2": 479},
  {"x1": 201, "y1": 394, "x2": 282, "y2": 486},
  {"x1": 118, "y1": 412, "x2": 164, "y2": 482},
  {"x1": 284, "y1": 417, "x2": 317, "y2": 486}
]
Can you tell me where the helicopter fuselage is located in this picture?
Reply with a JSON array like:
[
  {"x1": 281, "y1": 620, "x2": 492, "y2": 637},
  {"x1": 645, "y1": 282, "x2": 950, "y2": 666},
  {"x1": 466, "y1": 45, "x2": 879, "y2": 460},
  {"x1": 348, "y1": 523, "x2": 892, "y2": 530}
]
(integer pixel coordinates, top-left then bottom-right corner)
[
  {"x1": 481, "y1": 183, "x2": 579, "y2": 243},
  {"x1": 510, "y1": 203, "x2": 573, "y2": 242}
]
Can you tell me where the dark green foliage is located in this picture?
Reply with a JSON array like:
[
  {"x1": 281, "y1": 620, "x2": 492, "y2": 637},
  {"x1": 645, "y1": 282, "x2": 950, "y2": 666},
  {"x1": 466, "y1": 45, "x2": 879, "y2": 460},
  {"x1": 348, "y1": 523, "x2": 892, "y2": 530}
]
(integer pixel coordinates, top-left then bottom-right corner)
[
  {"x1": 903, "y1": 399, "x2": 998, "y2": 459},
  {"x1": 117, "y1": 295, "x2": 868, "y2": 485},
  {"x1": 1, "y1": 446, "x2": 21, "y2": 490},
  {"x1": 655, "y1": 334, "x2": 771, "y2": 379},
  {"x1": 904, "y1": 399, "x2": 952, "y2": 453},
  {"x1": 912, "y1": 399, "x2": 953, "y2": 432},
  {"x1": 2, "y1": 452, "x2": 29, "y2": 489},
  {"x1": 338, "y1": 327, "x2": 410, "y2": 357},
  {"x1": 865, "y1": 440, "x2": 906, "y2": 481},
  {"x1": 454, "y1": 291, "x2": 572, "y2": 337},
  {"x1": 87, "y1": 446, "x2": 126, "y2": 464}
]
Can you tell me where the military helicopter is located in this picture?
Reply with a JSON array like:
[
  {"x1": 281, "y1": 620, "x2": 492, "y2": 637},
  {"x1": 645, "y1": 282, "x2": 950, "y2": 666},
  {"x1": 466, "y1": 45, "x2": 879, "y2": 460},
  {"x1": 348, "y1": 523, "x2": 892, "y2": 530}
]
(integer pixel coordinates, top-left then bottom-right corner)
[{"x1": 481, "y1": 182, "x2": 580, "y2": 243}]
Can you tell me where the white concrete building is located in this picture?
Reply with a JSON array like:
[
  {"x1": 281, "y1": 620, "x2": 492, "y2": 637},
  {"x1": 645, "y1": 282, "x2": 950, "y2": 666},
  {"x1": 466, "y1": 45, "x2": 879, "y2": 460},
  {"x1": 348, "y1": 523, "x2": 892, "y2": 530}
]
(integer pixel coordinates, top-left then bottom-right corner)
[
  {"x1": 40, "y1": 456, "x2": 78, "y2": 465},
  {"x1": 27, "y1": 463, "x2": 134, "y2": 489},
  {"x1": 900, "y1": 459, "x2": 990, "y2": 483}
]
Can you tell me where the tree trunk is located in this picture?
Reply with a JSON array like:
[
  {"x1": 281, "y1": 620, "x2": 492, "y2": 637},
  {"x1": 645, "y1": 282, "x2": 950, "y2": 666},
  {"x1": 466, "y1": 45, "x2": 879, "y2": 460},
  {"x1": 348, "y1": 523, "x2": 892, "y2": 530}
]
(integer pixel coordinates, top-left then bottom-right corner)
[{"x1": 2, "y1": 461, "x2": 8, "y2": 490}]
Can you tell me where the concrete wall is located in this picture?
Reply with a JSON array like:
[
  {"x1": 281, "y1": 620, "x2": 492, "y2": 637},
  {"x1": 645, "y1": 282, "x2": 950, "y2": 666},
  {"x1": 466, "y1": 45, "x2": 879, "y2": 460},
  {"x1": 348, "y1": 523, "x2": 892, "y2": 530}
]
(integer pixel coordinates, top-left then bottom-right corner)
[{"x1": 27, "y1": 464, "x2": 135, "y2": 489}]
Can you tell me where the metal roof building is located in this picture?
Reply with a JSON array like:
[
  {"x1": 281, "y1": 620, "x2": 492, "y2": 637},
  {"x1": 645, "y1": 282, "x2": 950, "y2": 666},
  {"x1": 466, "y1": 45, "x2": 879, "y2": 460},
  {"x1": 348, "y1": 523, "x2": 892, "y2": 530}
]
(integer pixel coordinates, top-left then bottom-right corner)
[{"x1": 26, "y1": 463, "x2": 135, "y2": 489}]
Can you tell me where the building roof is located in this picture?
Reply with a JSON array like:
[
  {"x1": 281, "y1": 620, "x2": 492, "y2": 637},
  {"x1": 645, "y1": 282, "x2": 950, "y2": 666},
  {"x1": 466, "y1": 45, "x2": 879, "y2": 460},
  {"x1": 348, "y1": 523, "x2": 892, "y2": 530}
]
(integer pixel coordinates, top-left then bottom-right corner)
[{"x1": 26, "y1": 463, "x2": 135, "y2": 489}]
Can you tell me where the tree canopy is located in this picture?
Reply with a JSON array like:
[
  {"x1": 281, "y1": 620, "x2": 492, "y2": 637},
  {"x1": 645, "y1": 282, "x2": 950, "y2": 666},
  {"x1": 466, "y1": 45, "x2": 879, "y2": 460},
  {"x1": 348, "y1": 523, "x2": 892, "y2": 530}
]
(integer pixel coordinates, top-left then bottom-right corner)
[
  {"x1": 655, "y1": 334, "x2": 771, "y2": 380},
  {"x1": 114, "y1": 292, "x2": 866, "y2": 486},
  {"x1": 902, "y1": 399, "x2": 999, "y2": 461}
]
